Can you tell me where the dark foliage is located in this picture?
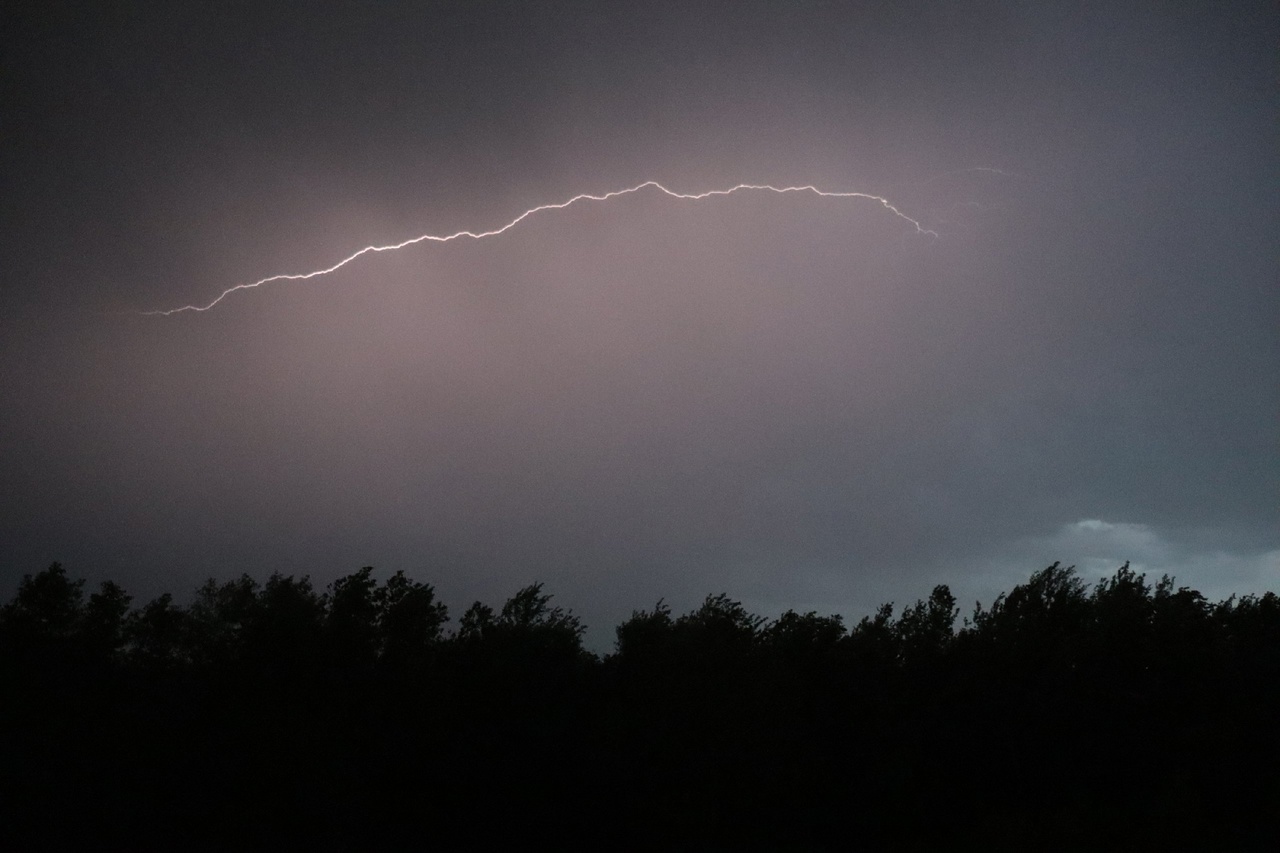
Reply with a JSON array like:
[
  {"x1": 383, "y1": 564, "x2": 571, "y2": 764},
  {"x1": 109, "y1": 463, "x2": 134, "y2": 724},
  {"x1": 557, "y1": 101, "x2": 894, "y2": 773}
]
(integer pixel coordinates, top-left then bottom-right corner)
[{"x1": 1, "y1": 561, "x2": 1275, "y2": 850}]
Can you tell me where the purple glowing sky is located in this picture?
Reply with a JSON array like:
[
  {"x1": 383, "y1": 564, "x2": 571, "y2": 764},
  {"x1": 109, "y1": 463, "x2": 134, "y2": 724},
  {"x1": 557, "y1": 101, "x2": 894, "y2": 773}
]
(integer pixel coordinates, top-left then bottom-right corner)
[{"x1": 2, "y1": 2, "x2": 1276, "y2": 645}]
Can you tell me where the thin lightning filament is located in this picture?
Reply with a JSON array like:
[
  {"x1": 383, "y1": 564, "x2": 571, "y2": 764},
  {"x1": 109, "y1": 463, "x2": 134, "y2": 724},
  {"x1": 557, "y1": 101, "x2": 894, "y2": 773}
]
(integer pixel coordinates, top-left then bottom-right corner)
[{"x1": 143, "y1": 181, "x2": 936, "y2": 315}]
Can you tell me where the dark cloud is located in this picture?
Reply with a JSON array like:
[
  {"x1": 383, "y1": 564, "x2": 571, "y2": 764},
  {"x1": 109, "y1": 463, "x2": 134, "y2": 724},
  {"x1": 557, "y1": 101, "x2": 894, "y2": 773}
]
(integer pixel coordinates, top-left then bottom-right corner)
[{"x1": 2, "y1": 1, "x2": 1276, "y2": 648}]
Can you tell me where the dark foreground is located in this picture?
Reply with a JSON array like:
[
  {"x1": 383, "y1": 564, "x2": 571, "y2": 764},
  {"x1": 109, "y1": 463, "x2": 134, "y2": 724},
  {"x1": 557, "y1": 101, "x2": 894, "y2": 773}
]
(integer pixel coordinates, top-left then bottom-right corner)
[{"x1": 1, "y1": 562, "x2": 1276, "y2": 850}]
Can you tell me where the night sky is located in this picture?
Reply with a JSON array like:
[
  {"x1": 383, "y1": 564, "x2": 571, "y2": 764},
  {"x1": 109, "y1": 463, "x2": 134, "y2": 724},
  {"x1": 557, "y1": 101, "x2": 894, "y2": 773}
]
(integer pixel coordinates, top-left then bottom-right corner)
[{"x1": 3, "y1": 1, "x2": 1276, "y2": 648}]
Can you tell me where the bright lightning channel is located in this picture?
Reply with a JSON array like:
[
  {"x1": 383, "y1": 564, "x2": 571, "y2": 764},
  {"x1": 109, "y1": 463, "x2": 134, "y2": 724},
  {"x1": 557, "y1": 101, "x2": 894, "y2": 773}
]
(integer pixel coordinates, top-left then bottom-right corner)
[{"x1": 142, "y1": 180, "x2": 937, "y2": 316}]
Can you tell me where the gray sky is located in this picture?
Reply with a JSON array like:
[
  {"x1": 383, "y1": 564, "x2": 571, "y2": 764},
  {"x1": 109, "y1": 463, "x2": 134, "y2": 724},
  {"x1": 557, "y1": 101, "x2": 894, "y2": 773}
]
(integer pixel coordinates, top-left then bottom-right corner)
[{"x1": 2, "y1": 1, "x2": 1276, "y2": 648}]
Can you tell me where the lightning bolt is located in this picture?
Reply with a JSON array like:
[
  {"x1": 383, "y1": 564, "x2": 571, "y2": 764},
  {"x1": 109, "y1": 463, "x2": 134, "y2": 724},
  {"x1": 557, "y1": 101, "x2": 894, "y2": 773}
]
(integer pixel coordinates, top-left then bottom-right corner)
[{"x1": 141, "y1": 180, "x2": 937, "y2": 316}]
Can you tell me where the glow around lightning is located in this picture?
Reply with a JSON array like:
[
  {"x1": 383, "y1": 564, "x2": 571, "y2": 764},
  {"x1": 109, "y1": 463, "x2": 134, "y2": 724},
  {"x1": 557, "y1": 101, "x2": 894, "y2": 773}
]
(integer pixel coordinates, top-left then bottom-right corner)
[{"x1": 142, "y1": 181, "x2": 937, "y2": 315}]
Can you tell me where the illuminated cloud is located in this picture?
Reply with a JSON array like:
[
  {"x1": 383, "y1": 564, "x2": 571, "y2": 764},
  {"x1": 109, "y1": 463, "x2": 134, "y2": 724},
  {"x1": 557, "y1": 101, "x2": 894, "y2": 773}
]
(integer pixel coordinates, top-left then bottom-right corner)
[
  {"x1": 956, "y1": 519, "x2": 1280, "y2": 612},
  {"x1": 0, "y1": 3, "x2": 1274, "y2": 643}
]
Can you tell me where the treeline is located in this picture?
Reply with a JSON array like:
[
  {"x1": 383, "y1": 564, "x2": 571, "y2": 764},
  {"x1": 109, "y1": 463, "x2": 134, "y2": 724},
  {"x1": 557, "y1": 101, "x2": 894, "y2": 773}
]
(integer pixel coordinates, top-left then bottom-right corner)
[{"x1": 1, "y1": 562, "x2": 1276, "y2": 850}]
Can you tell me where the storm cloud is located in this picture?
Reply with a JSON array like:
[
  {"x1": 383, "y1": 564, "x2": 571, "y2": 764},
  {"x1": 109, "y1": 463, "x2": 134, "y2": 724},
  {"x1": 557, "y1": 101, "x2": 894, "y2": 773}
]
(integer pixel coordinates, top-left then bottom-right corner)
[{"x1": 2, "y1": 1, "x2": 1275, "y2": 646}]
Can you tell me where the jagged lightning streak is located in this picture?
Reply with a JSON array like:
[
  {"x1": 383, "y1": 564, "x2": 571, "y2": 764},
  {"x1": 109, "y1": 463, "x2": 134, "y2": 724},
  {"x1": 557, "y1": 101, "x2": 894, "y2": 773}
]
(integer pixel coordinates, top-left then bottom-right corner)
[{"x1": 142, "y1": 180, "x2": 937, "y2": 316}]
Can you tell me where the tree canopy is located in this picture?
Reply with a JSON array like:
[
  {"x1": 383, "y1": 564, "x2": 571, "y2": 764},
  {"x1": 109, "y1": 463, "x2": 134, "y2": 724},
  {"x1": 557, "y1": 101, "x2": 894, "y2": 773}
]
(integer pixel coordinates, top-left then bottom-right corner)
[{"x1": 0, "y1": 561, "x2": 1274, "y2": 849}]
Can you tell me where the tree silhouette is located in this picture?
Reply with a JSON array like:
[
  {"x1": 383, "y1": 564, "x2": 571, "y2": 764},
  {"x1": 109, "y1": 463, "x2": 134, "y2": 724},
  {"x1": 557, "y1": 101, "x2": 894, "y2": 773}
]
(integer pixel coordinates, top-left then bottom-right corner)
[
  {"x1": 125, "y1": 592, "x2": 189, "y2": 667},
  {"x1": 325, "y1": 566, "x2": 381, "y2": 672},
  {"x1": 186, "y1": 573, "x2": 260, "y2": 666},
  {"x1": 80, "y1": 580, "x2": 132, "y2": 661},
  {"x1": 456, "y1": 599, "x2": 495, "y2": 642},
  {"x1": 895, "y1": 583, "x2": 957, "y2": 665},
  {"x1": 0, "y1": 563, "x2": 85, "y2": 663},
  {"x1": 763, "y1": 609, "x2": 846, "y2": 658},
  {"x1": 377, "y1": 570, "x2": 448, "y2": 669},
  {"x1": 0, "y1": 560, "x2": 1274, "y2": 849}
]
